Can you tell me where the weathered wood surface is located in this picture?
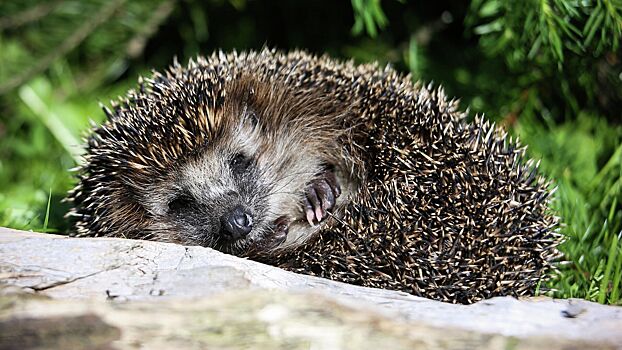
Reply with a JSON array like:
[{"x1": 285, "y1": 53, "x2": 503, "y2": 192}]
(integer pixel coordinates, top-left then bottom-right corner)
[{"x1": 1, "y1": 227, "x2": 621, "y2": 349}]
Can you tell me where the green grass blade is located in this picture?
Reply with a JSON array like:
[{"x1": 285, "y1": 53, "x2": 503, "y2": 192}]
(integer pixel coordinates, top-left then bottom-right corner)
[
  {"x1": 18, "y1": 84, "x2": 82, "y2": 164},
  {"x1": 599, "y1": 233, "x2": 619, "y2": 303},
  {"x1": 43, "y1": 188, "x2": 52, "y2": 232}
]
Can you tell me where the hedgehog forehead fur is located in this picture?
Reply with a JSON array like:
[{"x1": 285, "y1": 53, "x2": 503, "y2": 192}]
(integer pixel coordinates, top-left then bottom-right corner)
[{"x1": 68, "y1": 49, "x2": 561, "y2": 304}]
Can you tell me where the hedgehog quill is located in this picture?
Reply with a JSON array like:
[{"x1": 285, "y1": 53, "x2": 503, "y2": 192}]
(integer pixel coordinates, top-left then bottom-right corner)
[{"x1": 68, "y1": 49, "x2": 561, "y2": 304}]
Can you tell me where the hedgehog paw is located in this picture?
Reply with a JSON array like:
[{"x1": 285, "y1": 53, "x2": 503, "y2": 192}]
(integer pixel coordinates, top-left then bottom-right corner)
[{"x1": 304, "y1": 170, "x2": 341, "y2": 225}]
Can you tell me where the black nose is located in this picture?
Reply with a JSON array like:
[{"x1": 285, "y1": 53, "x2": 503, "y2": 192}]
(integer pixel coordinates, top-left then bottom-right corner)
[{"x1": 221, "y1": 205, "x2": 253, "y2": 240}]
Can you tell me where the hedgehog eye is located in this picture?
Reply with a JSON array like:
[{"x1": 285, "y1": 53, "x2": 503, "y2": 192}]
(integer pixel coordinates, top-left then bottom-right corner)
[
  {"x1": 168, "y1": 194, "x2": 194, "y2": 212},
  {"x1": 230, "y1": 153, "x2": 251, "y2": 174}
]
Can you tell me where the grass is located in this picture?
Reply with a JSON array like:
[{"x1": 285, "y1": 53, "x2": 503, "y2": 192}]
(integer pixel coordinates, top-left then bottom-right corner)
[
  {"x1": 0, "y1": 62, "x2": 620, "y2": 306},
  {"x1": 515, "y1": 113, "x2": 622, "y2": 305}
]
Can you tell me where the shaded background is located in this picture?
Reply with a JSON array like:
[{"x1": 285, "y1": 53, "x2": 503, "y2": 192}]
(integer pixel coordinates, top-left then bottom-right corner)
[{"x1": 0, "y1": 0, "x2": 620, "y2": 304}]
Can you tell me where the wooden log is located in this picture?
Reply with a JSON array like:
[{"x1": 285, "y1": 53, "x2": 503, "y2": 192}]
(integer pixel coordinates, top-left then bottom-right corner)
[{"x1": 1, "y1": 227, "x2": 621, "y2": 349}]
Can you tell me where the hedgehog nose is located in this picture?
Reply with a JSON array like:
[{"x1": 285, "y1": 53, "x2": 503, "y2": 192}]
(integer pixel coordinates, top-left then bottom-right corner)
[{"x1": 221, "y1": 205, "x2": 253, "y2": 240}]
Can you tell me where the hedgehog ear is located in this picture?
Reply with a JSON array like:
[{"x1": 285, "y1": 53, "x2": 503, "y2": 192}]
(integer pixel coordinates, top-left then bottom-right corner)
[
  {"x1": 226, "y1": 76, "x2": 261, "y2": 128},
  {"x1": 243, "y1": 106, "x2": 259, "y2": 127},
  {"x1": 241, "y1": 88, "x2": 259, "y2": 128}
]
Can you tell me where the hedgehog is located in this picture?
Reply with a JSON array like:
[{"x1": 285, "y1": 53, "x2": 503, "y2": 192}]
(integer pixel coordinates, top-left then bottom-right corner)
[{"x1": 67, "y1": 49, "x2": 561, "y2": 304}]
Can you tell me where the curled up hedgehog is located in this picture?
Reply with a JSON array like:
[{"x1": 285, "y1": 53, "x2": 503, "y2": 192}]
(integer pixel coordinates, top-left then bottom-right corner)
[{"x1": 67, "y1": 49, "x2": 561, "y2": 304}]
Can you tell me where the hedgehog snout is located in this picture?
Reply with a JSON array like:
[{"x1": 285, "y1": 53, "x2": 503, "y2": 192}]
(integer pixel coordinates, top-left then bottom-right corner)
[{"x1": 219, "y1": 205, "x2": 254, "y2": 241}]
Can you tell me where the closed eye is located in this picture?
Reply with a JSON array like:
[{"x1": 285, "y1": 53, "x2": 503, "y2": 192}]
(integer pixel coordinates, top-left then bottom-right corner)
[
  {"x1": 230, "y1": 153, "x2": 252, "y2": 174},
  {"x1": 168, "y1": 194, "x2": 195, "y2": 212}
]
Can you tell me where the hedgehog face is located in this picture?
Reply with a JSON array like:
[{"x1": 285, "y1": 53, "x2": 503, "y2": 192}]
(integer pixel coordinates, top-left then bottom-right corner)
[
  {"x1": 142, "y1": 111, "x2": 267, "y2": 253},
  {"x1": 141, "y1": 78, "x2": 343, "y2": 255},
  {"x1": 160, "y1": 137, "x2": 271, "y2": 254}
]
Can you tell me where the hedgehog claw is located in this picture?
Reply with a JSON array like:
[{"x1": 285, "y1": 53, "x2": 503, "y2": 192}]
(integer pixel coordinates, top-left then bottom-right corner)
[
  {"x1": 304, "y1": 197, "x2": 316, "y2": 226},
  {"x1": 305, "y1": 170, "x2": 341, "y2": 226}
]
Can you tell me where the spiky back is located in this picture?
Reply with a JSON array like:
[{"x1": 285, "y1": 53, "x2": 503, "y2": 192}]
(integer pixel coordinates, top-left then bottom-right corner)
[{"x1": 270, "y1": 110, "x2": 560, "y2": 304}]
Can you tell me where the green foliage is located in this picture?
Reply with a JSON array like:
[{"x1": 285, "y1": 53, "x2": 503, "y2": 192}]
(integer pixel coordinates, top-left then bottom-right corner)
[
  {"x1": 515, "y1": 113, "x2": 622, "y2": 304},
  {"x1": 466, "y1": 0, "x2": 622, "y2": 121},
  {"x1": 0, "y1": 0, "x2": 620, "y2": 304},
  {"x1": 584, "y1": 0, "x2": 622, "y2": 54},
  {"x1": 467, "y1": 0, "x2": 622, "y2": 64},
  {"x1": 351, "y1": 0, "x2": 388, "y2": 37}
]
